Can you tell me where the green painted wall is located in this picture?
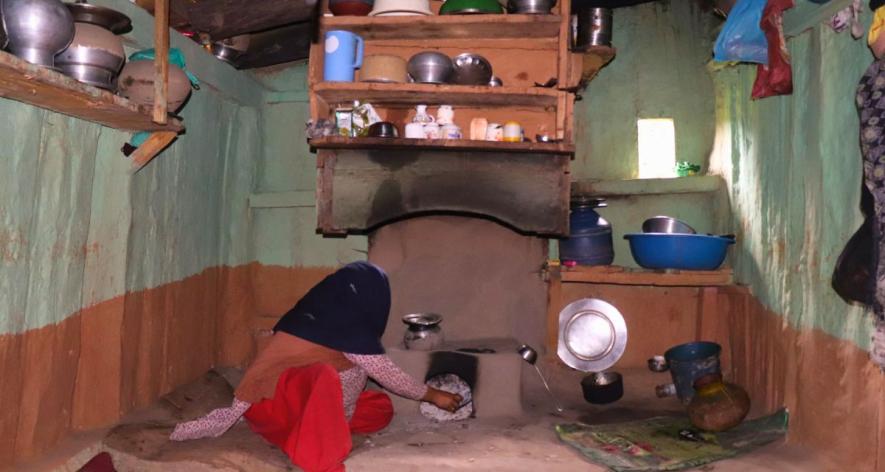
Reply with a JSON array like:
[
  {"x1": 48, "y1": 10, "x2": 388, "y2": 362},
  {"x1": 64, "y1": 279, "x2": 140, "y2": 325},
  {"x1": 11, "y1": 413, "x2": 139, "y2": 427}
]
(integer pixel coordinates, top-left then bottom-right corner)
[
  {"x1": 574, "y1": 0, "x2": 719, "y2": 181},
  {"x1": 0, "y1": 0, "x2": 263, "y2": 334},
  {"x1": 712, "y1": 23, "x2": 873, "y2": 348}
]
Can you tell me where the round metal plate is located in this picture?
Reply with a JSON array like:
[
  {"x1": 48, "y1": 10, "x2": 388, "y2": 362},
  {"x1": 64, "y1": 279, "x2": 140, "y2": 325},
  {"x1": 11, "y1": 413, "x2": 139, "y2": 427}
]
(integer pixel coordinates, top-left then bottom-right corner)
[{"x1": 557, "y1": 298, "x2": 627, "y2": 372}]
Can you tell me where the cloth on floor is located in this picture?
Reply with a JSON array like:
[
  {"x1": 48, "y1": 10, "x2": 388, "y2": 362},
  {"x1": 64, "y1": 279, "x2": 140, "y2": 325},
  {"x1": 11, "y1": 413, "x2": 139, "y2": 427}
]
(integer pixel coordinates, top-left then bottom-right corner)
[
  {"x1": 244, "y1": 363, "x2": 393, "y2": 472},
  {"x1": 555, "y1": 409, "x2": 788, "y2": 472}
]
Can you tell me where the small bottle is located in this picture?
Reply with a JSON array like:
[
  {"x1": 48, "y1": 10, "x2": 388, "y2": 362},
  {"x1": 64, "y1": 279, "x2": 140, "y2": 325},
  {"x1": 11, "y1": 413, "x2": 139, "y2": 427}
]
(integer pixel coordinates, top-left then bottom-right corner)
[
  {"x1": 436, "y1": 105, "x2": 455, "y2": 125},
  {"x1": 334, "y1": 102, "x2": 354, "y2": 137},
  {"x1": 413, "y1": 104, "x2": 433, "y2": 124}
]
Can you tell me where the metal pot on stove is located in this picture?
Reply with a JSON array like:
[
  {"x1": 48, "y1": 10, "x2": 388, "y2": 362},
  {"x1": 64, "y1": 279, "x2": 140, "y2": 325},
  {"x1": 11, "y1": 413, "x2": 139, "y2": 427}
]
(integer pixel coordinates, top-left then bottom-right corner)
[{"x1": 402, "y1": 313, "x2": 444, "y2": 351}]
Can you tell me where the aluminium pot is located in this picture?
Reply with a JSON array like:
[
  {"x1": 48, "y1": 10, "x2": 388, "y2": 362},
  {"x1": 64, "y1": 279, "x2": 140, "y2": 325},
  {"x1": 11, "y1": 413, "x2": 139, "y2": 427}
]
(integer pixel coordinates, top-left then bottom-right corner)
[
  {"x1": 507, "y1": 0, "x2": 556, "y2": 14},
  {"x1": 572, "y1": 6, "x2": 611, "y2": 51},
  {"x1": 1, "y1": 0, "x2": 75, "y2": 67},
  {"x1": 402, "y1": 313, "x2": 444, "y2": 351},
  {"x1": 56, "y1": 2, "x2": 132, "y2": 90},
  {"x1": 117, "y1": 60, "x2": 192, "y2": 112},
  {"x1": 407, "y1": 51, "x2": 453, "y2": 84}
]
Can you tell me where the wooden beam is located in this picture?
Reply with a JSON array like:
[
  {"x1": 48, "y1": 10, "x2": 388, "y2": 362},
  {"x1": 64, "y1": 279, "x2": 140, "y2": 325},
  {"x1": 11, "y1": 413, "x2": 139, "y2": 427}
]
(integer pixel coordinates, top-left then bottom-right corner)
[
  {"x1": 557, "y1": 265, "x2": 734, "y2": 286},
  {"x1": 129, "y1": 131, "x2": 178, "y2": 172},
  {"x1": 153, "y1": 0, "x2": 169, "y2": 125}
]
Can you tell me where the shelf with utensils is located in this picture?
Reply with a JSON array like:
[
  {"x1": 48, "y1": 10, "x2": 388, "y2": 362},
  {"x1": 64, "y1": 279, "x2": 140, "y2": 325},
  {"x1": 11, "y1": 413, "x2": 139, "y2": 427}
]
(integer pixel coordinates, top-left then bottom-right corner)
[
  {"x1": 319, "y1": 14, "x2": 563, "y2": 41},
  {"x1": 312, "y1": 81, "x2": 563, "y2": 108},
  {"x1": 0, "y1": 50, "x2": 183, "y2": 133},
  {"x1": 309, "y1": 136, "x2": 575, "y2": 154}
]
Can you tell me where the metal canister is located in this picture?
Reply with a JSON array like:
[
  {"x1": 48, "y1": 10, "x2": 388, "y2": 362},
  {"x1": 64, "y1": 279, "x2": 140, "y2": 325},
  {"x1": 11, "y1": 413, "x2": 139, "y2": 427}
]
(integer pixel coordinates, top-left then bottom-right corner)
[{"x1": 572, "y1": 7, "x2": 612, "y2": 51}]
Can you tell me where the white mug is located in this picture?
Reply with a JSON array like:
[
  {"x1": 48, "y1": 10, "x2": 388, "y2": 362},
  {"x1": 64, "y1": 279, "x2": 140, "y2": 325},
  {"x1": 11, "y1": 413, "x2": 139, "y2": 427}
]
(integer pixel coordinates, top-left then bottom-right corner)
[
  {"x1": 424, "y1": 122, "x2": 441, "y2": 139},
  {"x1": 485, "y1": 123, "x2": 503, "y2": 141},
  {"x1": 405, "y1": 122, "x2": 425, "y2": 138},
  {"x1": 503, "y1": 121, "x2": 522, "y2": 142}
]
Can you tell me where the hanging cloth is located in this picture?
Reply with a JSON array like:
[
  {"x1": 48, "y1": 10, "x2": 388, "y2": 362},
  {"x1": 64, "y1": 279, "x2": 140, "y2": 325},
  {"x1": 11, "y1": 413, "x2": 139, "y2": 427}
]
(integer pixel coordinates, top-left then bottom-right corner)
[{"x1": 854, "y1": 53, "x2": 885, "y2": 368}]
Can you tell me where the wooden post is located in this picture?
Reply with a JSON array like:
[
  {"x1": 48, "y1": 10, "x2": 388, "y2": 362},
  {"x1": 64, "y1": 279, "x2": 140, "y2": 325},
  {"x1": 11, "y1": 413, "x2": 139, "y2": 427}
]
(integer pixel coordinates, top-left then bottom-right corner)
[
  {"x1": 545, "y1": 264, "x2": 562, "y2": 354},
  {"x1": 153, "y1": 0, "x2": 169, "y2": 125}
]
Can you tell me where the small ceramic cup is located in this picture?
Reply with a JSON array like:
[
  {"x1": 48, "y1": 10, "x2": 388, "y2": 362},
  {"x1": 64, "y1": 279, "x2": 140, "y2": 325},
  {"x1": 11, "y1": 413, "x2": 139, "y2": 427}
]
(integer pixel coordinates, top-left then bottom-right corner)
[
  {"x1": 424, "y1": 122, "x2": 441, "y2": 139},
  {"x1": 485, "y1": 123, "x2": 503, "y2": 141},
  {"x1": 441, "y1": 123, "x2": 462, "y2": 139},
  {"x1": 405, "y1": 122, "x2": 426, "y2": 138}
]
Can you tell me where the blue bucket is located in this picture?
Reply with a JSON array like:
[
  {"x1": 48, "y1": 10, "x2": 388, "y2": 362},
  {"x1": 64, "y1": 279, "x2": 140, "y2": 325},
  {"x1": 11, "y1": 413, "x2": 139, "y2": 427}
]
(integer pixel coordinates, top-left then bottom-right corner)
[{"x1": 664, "y1": 341, "x2": 721, "y2": 403}]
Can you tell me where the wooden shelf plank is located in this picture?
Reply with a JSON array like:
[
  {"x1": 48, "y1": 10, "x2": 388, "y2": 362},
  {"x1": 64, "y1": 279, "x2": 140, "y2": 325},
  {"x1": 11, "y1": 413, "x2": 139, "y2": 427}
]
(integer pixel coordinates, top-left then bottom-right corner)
[
  {"x1": 312, "y1": 81, "x2": 561, "y2": 108},
  {"x1": 0, "y1": 50, "x2": 183, "y2": 132},
  {"x1": 309, "y1": 136, "x2": 574, "y2": 154},
  {"x1": 320, "y1": 14, "x2": 562, "y2": 41},
  {"x1": 579, "y1": 46, "x2": 616, "y2": 84},
  {"x1": 557, "y1": 265, "x2": 733, "y2": 287}
]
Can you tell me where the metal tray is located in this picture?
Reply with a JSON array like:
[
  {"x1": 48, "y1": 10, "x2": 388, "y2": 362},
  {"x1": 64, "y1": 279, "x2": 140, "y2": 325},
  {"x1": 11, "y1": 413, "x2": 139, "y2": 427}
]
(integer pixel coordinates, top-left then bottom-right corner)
[{"x1": 557, "y1": 298, "x2": 627, "y2": 372}]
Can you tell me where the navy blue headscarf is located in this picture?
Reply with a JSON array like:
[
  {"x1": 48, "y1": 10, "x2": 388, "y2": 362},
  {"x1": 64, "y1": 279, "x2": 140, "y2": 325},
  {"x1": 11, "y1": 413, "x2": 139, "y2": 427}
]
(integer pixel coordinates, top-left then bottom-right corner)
[{"x1": 273, "y1": 261, "x2": 391, "y2": 355}]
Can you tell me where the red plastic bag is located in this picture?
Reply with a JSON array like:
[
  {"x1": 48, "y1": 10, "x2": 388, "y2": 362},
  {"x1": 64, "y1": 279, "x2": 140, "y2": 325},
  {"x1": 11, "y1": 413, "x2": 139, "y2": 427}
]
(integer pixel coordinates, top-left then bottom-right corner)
[{"x1": 752, "y1": 0, "x2": 794, "y2": 99}]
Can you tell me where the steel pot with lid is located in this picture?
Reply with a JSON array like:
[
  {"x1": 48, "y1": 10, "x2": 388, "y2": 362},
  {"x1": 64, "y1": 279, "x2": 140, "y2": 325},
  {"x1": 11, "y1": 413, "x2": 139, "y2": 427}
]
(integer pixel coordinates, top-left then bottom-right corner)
[
  {"x1": 402, "y1": 313, "x2": 444, "y2": 351},
  {"x1": 55, "y1": 1, "x2": 132, "y2": 90}
]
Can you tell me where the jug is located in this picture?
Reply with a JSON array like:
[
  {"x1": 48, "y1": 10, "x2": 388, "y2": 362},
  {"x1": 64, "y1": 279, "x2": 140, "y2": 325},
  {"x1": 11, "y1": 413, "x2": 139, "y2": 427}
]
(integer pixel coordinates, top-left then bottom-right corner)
[{"x1": 324, "y1": 30, "x2": 364, "y2": 82}]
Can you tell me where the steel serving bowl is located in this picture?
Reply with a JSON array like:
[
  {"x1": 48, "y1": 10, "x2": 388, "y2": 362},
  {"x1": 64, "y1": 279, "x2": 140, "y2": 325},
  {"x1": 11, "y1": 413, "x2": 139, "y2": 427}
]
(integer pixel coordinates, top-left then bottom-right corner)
[
  {"x1": 451, "y1": 53, "x2": 492, "y2": 86},
  {"x1": 407, "y1": 51, "x2": 453, "y2": 84},
  {"x1": 507, "y1": 0, "x2": 556, "y2": 14},
  {"x1": 642, "y1": 216, "x2": 696, "y2": 234}
]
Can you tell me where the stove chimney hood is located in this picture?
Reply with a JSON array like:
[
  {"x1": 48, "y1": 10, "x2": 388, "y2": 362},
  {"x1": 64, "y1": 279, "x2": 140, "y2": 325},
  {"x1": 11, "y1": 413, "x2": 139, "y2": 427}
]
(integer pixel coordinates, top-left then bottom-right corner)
[{"x1": 311, "y1": 138, "x2": 573, "y2": 236}]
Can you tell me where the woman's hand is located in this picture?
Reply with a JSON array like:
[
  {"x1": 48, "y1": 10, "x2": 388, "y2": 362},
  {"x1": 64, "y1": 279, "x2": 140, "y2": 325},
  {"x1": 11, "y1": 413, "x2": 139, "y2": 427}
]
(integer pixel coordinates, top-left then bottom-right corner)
[{"x1": 422, "y1": 387, "x2": 463, "y2": 413}]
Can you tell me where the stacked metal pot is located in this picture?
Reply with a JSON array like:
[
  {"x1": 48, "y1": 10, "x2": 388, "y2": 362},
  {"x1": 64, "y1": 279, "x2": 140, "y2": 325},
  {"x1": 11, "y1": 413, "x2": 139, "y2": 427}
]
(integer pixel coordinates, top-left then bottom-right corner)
[{"x1": 0, "y1": 0, "x2": 132, "y2": 91}]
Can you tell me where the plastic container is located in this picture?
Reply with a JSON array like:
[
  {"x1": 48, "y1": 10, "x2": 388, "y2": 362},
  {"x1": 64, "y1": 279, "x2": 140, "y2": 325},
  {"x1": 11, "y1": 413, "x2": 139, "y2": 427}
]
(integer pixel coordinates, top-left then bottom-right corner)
[
  {"x1": 663, "y1": 341, "x2": 722, "y2": 404},
  {"x1": 559, "y1": 196, "x2": 614, "y2": 266},
  {"x1": 623, "y1": 233, "x2": 734, "y2": 270}
]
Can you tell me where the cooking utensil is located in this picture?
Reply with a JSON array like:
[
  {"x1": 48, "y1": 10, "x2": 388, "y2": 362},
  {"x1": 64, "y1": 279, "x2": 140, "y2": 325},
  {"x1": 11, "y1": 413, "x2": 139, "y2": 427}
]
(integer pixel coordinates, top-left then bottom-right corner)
[
  {"x1": 440, "y1": 0, "x2": 504, "y2": 14},
  {"x1": 581, "y1": 371, "x2": 623, "y2": 404},
  {"x1": 55, "y1": 1, "x2": 132, "y2": 89},
  {"x1": 118, "y1": 60, "x2": 193, "y2": 112},
  {"x1": 402, "y1": 312, "x2": 443, "y2": 350},
  {"x1": 360, "y1": 54, "x2": 408, "y2": 83},
  {"x1": 517, "y1": 344, "x2": 564, "y2": 413},
  {"x1": 488, "y1": 75, "x2": 503, "y2": 87},
  {"x1": 2, "y1": 0, "x2": 75, "y2": 67},
  {"x1": 652, "y1": 341, "x2": 722, "y2": 404},
  {"x1": 451, "y1": 53, "x2": 492, "y2": 86},
  {"x1": 210, "y1": 34, "x2": 250, "y2": 66},
  {"x1": 367, "y1": 121, "x2": 399, "y2": 138},
  {"x1": 330, "y1": 0, "x2": 374, "y2": 16},
  {"x1": 623, "y1": 233, "x2": 734, "y2": 270},
  {"x1": 557, "y1": 298, "x2": 627, "y2": 373},
  {"x1": 507, "y1": 0, "x2": 556, "y2": 14},
  {"x1": 572, "y1": 7, "x2": 612, "y2": 51},
  {"x1": 642, "y1": 216, "x2": 696, "y2": 234},
  {"x1": 407, "y1": 51, "x2": 453, "y2": 84},
  {"x1": 369, "y1": 0, "x2": 433, "y2": 16}
]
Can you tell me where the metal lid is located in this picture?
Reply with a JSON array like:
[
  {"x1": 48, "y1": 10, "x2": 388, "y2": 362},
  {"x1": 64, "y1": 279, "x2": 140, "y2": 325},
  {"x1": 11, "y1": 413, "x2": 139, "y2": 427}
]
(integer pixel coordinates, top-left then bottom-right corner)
[
  {"x1": 557, "y1": 298, "x2": 627, "y2": 372},
  {"x1": 570, "y1": 195, "x2": 607, "y2": 209},
  {"x1": 402, "y1": 313, "x2": 443, "y2": 327},
  {"x1": 66, "y1": 3, "x2": 132, "y2": 34}
]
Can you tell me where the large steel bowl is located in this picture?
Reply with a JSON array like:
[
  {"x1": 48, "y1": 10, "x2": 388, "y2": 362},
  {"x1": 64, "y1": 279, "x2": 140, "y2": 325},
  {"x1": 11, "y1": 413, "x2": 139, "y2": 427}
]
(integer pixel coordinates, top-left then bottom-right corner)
[
  {"x1": 451, "y1": 53, "x2": 492, "y2": 85},
  {"x1": 407, "y1": 51, "x2": 453, "y2": 84},
  {"x1": 642, "y1": 216, "x2": 696, "y2": 234},
  {"x1": 2, "y1": 0, "x2": 75, "y2": 67}
]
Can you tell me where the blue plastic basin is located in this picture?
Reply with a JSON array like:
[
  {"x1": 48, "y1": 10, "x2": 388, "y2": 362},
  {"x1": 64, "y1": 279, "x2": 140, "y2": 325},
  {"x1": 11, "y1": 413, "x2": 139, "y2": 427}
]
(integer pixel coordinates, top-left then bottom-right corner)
[{"x1": 623, "y1": 233, "x2": 734, "y2": 270}]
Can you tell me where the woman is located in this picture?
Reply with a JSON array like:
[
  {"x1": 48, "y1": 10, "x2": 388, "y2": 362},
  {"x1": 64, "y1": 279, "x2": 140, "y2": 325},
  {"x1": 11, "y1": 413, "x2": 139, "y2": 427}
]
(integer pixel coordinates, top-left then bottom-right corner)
[
  {"x1": 170, "y1": 261, "x2": 461, "y2": 471},
  {"x1": 857, "y1": 0, "x2": 885, "y2": 368}
]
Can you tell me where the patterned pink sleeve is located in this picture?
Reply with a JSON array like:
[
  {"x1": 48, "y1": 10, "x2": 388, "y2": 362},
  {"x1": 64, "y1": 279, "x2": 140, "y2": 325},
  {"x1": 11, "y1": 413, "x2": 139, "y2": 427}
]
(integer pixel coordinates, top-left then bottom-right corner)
[
  {"x1": 344, "y1": 353, "x2": 428, "y2": 401},
  {"x1": 169, "y1": 398, "x2": 251, "y2": 441}
]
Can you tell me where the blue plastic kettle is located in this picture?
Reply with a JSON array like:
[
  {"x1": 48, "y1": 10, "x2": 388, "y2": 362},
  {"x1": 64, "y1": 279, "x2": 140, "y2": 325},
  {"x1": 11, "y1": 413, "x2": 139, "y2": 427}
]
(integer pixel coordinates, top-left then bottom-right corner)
[{"x1": 324, "y1": 30, "x2": 364, "y2": 82}]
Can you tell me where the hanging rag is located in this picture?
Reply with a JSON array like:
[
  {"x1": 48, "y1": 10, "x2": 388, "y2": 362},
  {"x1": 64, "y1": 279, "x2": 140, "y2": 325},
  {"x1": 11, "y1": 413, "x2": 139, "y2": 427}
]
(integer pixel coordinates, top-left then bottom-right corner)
[
  {"x1": 244, "y1": 364, "x2": 393, "y2": 472},
  {"x1": 854, "y1": 47, "x2": 885, "y2": 369}
]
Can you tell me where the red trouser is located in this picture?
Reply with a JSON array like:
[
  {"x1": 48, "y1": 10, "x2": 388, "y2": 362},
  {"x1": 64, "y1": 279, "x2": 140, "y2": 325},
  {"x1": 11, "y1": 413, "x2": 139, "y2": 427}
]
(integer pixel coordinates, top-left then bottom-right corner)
[{"x1": 244, "y1": 364, "x2": 394, "y2": 472}]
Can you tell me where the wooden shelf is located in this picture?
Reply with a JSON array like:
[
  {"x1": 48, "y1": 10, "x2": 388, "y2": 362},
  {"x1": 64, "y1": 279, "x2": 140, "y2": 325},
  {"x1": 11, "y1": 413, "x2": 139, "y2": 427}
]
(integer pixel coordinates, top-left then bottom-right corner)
[
  {"x1": 309, "y1": 136, "x2": 575, "y2": 154},
  {"x1": 554, "y1": 265, "x2": 733, "y2": 287},
  {"x1": 320, "y1": 14, "x2": 562, "y2": 41},
  {"x1": 0, "y1": 50, "x2": 183, "y2": 132},
  {"x1": 578, "y1": 46, "x2": 616, "y2": 85},
  {"x1": 313, "y1": 82, "x2": 561, "y2": 108}
]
